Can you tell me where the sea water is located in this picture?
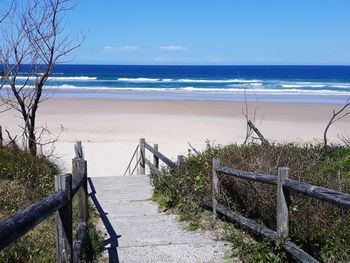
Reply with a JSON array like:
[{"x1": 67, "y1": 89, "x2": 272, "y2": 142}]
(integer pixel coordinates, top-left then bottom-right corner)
[{"x1": 10, "y1": 65, "x2": 350, "y2": 103}]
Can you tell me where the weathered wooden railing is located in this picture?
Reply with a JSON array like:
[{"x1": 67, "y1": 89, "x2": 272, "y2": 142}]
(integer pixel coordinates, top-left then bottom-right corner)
[
  {"x1": 0, "y1": 141, "x2": 88, "y2": 263},
  {"x1": 123, "y1": 144, "x2": 140, "y2": 176},
  {"x1": 212, "y1": 158, "x2": 350, "y2": 263},
  {"x1": 0, "y1": 125, "x2": 3, "y2": 147},
  {"x1": 124, "y1": 138, "x2": 184, "y2": 176}
]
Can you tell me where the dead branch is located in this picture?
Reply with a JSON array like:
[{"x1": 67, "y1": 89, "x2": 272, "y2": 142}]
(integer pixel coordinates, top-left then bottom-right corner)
[
  {"x1": 187, "y1": 141, "x2": 201, "y2": 155},
  {"x1": 241, "y1": 81, "x2": 267, "y2": 145},
  {"x1": 248, "y1": 120, "x2": 269, "y2": 145},
  {"x1": 5, "y1": 129, "x2": 18, "y2": 150},
  {"x1": 323, "y1": 98, "x2": 350, "y2": 148},
  {"x1": 338, "y1": 133, "x2": 350, "y2": 147}
]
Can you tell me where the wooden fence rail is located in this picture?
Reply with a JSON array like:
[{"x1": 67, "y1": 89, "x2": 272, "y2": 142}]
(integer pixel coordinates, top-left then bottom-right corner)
[
  {"x1": 123, "y1": 144, "x2": 140, "y2": 176},
  {"x1": 0, "y1": 141, "x2": 88, "y2": 263},
  {"x1": 144, "y1": 142, "x2": 177, "y2": 171},
  {"x1": 215, "y1": 164, "x2": 350, "y2": 208},
  {"x1": 122, "y1": 139, "x2": 349, "y2": 262},
  {"x1": 213, "y1": 157, "x2": 350, "y2": 263},
  {"x1": 123, "y1": 138, "x2": 184, "y2": 176}
]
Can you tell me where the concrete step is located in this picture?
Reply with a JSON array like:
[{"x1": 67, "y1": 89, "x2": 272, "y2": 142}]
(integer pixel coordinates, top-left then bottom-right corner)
[
  {"x1": 89, "y1": 175, "x2": 153, "y2": 201},
  {"x1": 89, "y1": 175, "x2": 228, "y2": 263}
]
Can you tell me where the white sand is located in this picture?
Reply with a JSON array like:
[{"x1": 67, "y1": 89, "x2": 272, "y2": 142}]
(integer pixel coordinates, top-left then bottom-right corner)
[{"x1": 1, "y1": 98, "x2": 349, "y2": 176}]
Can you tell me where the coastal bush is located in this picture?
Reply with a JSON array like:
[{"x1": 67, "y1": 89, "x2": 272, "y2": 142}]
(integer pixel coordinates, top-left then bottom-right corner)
[
  {"x1": 0, "y1": 146, "x2": 104, "y2": 262},
  {"x1": 151, "y1": 142, "x2": 350, "y2": 262}
]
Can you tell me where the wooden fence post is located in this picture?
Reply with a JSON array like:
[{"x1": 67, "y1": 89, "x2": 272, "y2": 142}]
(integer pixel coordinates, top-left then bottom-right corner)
[
  {"x1": 55, "y1": 174, "x2": 73, "y2": 263},
  {"x1": 212, "y1": 157, "x2": 220, "y2": 219},
  {"x1": 177, "y1": 155, "x2": 185, "y2": 168},
  {"x1": 0, "y1": 125, "x2": 3, "y2": 147},
  {"x1": 277, "y1": 167, "x2": 290, "y2": 244},
  {"x1": 72, "y1": 158, "x2": 88, "y2": 223},
  {"x1": 74, "y1": 141, "x2": 83, "y2": 159},
  {"x1": 138, "y1": 138, "x2": 145, "y2": 175},
  {"x1": 153, "y1": 144, "x2": 159, "y2": 169}
]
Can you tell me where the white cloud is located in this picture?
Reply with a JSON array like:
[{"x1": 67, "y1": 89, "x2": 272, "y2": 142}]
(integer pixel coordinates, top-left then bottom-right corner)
[
  {"x1": 161, "y1": 45, "x2": 188, "y2": 51},
  {"x1": 119, "y1": 45, "x2": 139, "y2": 51},
  {"x1": 103, "y1": 45, "x2": 139, "y2": 52}
]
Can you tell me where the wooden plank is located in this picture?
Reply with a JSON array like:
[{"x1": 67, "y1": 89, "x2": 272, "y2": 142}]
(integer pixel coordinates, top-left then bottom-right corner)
[
  {"x1": 212, "y1": 158, "x2": 220, "y2": 219},
  {"x1": 216, "y1": 204, "x2": 277, "y2": 240},
  {"x1": 71, "y1": 173, "x2": 85, "y2": 197},
  {"x1": 144, "y1": 142, "x2": 177, "y2": 170},
  {"x1": 277, "y1": 167, "x2": 290, "y2": 244},
  {"x1": 72, "y1": 158, "x2": 88, "y2": 223},
  {"x1": 74, "y1": 141, "x2": 83, "y2": 159},
  {"x1": 153, "y1": 144, "x2": 159, "y2": 169},
  {"x1": 82, "y1": 160, "x2": 88, "y2": 221},
  {"x1": 216, "y1": 164, "x2": 350, "y2": 208},
  {"x1": 145, "y1": 158, "x2": 161, "y2": 176},
  {"x1": 123, "y1": 144, "x2": 139, "y2": 176},
  {"x1": 139, "y1": 138, "x2": 146, "y2": 175},
  {"x1": 0, "y1": 191, "x2": 66, "y2": 250},
  {"x1": 73, "y1": 222, "x2": 87, "y2": 263},
  {"x1": 216, "y1": 204, "x2": 319, "y2": 262},
  {"x1": 0, "y1": 125, "x2": 3, "y2": 147},
  {"x1": 284, "y1": 179, "x2": 350, "y2": 208},
  {"x1": 55, "y1": 174, "x2": 73, "y2": 263},
  {"x1": 282, "y1": 241, "x2": 320, "y2": 263},
  {"x1": 215, "y1": 165, "x2": 277, "y2": 185}
]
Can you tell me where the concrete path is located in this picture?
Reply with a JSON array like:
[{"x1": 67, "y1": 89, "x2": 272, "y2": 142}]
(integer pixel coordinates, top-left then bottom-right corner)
[{"x1": 89, "y1": 175, "x2": 229, "y2": 263}]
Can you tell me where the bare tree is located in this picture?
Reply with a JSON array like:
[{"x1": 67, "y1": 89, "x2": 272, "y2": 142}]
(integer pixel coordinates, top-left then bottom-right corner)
[
  {"x1": 0, "y1": 0, "x2": 83, "y2": 155},
  {"x1": 323, "y1": 98, "x2": 350, "y2": 148},
  {"x1": 0, "y1": 1, "x2": 13, "y2": 24},
  {"x1": 241, "y1": 87, "x2": 269, "y2": 145}
]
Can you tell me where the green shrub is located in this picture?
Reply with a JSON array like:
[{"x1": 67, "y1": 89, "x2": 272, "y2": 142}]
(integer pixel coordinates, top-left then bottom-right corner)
[
  {"x1": 151, "y1": 142, "x2": 350, "y2": 262},
  {"x1": 0, "y1": 146, "x2": 104, "y2": 262}
]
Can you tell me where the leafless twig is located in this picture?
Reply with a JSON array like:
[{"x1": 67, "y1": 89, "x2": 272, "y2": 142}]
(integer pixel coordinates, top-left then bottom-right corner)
[{"x1": 323, "y1": 98, "x2": 350, "y2": 148}]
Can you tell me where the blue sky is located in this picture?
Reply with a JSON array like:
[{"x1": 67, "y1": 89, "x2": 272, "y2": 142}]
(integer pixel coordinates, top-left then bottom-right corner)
[{"x1": 67, "y1": 0, "x2": 350, "y2": 64}]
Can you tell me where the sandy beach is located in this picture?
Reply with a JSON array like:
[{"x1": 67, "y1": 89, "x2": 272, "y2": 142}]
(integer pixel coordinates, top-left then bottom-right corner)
[{"x1": 1, "y1": 98, "x2": 349, "y2": 176}]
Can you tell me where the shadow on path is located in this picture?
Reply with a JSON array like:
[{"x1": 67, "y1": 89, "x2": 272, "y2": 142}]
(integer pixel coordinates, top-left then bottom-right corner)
[{"x1": 88, "y1": 177, "x2": 121, "y2": 263}]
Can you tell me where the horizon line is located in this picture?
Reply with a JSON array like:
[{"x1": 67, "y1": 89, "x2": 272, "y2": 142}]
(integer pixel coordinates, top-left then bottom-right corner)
[{"x1": 53, "y1": 64, "x2": 350, "y2": 67}]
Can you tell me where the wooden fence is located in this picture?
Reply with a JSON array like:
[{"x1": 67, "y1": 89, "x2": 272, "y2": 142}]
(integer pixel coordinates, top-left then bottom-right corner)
[
  {"x1": 0, "y1": 125, "x2": 3, "y2": 147},
  {"x1": 123, "y1": 138, "x2": 184, "y2": 176},
  {"x1": 0, "y1": 141, "x2": 88, "y2": 263},
  {"x1": 212, "y1": 158, "x2": 350, "y2": 263},
  {"x1": 123, "y1": 138, "x2": 350, "y2": 262}
]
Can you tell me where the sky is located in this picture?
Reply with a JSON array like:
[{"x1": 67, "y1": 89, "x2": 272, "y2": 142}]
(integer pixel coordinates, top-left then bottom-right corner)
[{"x1": 10, "y1": 0, "x2": 350, "y2": 65}]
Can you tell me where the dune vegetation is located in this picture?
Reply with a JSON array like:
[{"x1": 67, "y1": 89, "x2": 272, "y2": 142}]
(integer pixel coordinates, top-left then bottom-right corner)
[
  {"x1": 0, "y1": 145, "x2": 104, "y2": 262},
  {"x1": 152, "y1": 142, "x2": 350, "y2": 262}
]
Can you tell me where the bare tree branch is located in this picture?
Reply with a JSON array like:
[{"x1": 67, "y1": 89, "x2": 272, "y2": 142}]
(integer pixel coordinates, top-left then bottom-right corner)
[
  {"x1": 0, "y1": 0, "x2": 14, "y2": 24},
  {"x1": 5, "y1": 129, "x2": 18, "y2": 150},
  {"x1": 323, "y1": 98, "x2": 350, "y2": 148},
  {"x1": 241, "y1": 81, "x2": 267, "y2": 145},
  {"x1": 338, "y1": 133, "x2": 350, "y2": 147}
]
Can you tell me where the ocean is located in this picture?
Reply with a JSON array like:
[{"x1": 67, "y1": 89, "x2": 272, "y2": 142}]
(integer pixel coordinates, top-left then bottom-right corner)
[{"x1": 12, "y1": 65, "x2": 350, "y2": 103}]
